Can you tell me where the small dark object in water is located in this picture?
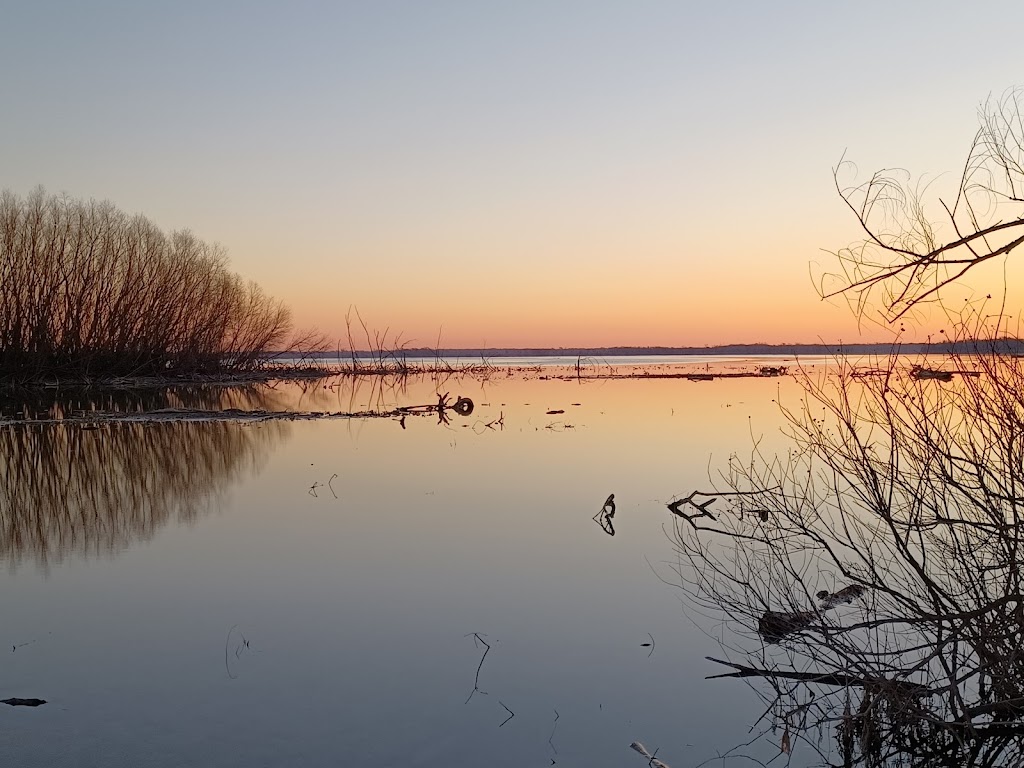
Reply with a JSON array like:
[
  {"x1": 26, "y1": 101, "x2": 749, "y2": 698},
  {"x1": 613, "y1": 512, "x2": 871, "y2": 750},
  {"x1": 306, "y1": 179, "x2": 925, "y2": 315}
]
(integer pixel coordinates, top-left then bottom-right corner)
[
  {"x1": 546, "y1": 409, "x2": 565, "y2": 415},
  {"x1": 2, "y1": 698, "x2": 46, "y2": 707},
  {"x1": 593, "y1": 493, "x2": 616, "y2": 536},
  {"x1": 641, "y1": 632, "x2": 656, "y2": 657},
  {"x1": 760, "y1": 585, "x2": 869, "y2": 642},
  {"x1": 758, "y1": 610, "x2": 817, "y2": 643},
  {"x1": 452, "y1": 397, "x2": 474, "y2": 416},
  {"x1": 817, "y1": 584, "x2": 867, "y2": 609},
  {"x1": 910, "y1": 366, "x2": 953, "y2": 382}
]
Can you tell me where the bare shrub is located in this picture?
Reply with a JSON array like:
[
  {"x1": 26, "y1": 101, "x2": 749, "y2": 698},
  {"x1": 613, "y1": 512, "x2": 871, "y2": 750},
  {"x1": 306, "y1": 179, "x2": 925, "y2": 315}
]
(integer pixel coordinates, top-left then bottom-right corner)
[{"x1": 0, "y1": 188, "x2": 295, "y2": 379}]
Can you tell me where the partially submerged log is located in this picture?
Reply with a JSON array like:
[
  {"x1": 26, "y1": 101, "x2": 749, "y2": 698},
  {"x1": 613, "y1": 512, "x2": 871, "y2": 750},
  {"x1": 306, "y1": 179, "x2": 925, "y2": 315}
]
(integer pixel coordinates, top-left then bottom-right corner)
[
  {"x1": 910, "y1": 366, "x2": 954, "y2": 382},
  {"x1": 758, "y1": 585, "x2": 868, "y2": 642}
]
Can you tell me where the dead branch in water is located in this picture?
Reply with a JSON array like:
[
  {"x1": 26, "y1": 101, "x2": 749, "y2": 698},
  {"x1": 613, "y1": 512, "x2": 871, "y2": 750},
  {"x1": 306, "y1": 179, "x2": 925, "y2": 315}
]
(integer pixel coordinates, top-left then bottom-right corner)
[
  {"x1": 0, "y1": 395, "x2": 476, "y2": 427},
  {"x1": 465, "y1": 632, "x2": 491, "y2": 703},
  {"x1": 593, "y1": 493, "x2": 616, "y2": 536}
]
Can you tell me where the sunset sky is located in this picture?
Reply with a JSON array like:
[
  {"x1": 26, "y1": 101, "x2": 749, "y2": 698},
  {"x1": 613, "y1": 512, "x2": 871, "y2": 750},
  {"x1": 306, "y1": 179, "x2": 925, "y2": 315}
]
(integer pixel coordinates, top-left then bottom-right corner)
[{"x1": 3, "y1": 1, "x2": 1024, "y2": 347}]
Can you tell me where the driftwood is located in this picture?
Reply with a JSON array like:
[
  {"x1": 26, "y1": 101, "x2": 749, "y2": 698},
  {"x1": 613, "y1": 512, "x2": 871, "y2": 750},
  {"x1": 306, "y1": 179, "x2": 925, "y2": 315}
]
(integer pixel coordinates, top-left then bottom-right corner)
[
  {"x1": 910, "y1": 366, "x2": 954, "y2": 382},
  {"x1": 705, "y1": 657, "x2": 929, "y2": 696},
  {"x1": 0, "y1": 395, "x2": 475, "y2": 427},
  {"x1": 758, "y1": 585, "x2": 868, "y2": 642}
]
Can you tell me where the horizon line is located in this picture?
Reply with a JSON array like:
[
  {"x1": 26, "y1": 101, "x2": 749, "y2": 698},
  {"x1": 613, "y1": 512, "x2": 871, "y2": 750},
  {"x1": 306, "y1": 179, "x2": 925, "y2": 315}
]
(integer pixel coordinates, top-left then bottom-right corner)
[{"x1": 280, "y1": 338, "x2": 1024, "y2": 357}]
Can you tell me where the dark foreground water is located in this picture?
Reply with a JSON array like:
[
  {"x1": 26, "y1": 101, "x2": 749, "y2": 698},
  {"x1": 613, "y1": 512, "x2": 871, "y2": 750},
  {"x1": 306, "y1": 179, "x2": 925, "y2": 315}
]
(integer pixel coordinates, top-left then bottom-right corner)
[{"x1": 0, "y1": 364, "x2": 802, "y2": 767}]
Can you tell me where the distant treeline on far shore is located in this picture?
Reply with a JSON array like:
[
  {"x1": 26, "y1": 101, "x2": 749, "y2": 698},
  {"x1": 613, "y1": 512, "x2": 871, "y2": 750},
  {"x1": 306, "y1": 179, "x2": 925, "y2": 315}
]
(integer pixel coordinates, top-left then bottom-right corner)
[{"x1": 284, "y1": 339, "x2": 1024, "y2": 360}]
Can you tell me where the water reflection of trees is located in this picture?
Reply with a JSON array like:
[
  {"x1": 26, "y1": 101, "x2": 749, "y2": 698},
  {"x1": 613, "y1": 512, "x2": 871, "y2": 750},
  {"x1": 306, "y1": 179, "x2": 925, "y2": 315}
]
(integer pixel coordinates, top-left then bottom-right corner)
[
  {"x1": 0, "y1": 383, "x2": 304, "y2": 421},
  {"x1": 0, "y1": 420, "x2": 286, "y2": 566},
  {"x1": 671, "y1": 355, "x2": 1024, "y2": 767}
]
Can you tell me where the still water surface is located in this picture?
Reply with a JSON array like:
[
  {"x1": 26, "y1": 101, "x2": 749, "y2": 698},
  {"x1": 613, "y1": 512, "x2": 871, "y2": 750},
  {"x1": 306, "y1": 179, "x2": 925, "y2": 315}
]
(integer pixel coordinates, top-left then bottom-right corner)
[{"x1": 1, "y1": 362, "x2": 808, "y2": 767}]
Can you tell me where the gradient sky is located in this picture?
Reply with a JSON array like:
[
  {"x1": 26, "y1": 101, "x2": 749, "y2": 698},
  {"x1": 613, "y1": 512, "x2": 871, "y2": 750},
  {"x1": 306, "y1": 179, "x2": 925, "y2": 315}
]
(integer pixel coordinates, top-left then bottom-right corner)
[{"x1": 3, "y1": 1, "x2": 1023, "y2": 347}]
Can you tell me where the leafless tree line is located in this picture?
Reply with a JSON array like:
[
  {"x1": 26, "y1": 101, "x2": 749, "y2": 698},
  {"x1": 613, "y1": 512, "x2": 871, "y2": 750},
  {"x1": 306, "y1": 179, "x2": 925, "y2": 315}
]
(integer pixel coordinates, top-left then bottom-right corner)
[{"x1": 0, "y1": 187, "x2": 295, "y2": 379}]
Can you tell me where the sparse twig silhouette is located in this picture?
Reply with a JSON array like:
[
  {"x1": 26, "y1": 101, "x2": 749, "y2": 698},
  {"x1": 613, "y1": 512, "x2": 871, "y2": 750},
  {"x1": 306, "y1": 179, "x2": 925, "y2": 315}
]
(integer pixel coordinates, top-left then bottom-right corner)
[
  {"x1": 642, "y1": 632, "x2": 655, "y2": 658},
  {"x1": 464, "y1": 632, "x2": 491, "y2": 703},
  {"x1": 593, "y1": 493, "x2": 616, "y2": 536},
  {"x1": 224, "y1": 624, "x2": 251, "y2": 680},
  {"x1": 498, "y1": 700, "x2": 515, "y2": 727}
]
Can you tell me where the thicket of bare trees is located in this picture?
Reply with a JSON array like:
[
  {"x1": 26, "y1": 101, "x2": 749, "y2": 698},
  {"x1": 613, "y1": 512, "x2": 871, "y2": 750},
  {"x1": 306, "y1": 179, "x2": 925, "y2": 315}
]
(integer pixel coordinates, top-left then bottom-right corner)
[
  {"x1": 672, "y1": 90, "x2": 1024, "y2": 767},
  {"x1": 0, "y1": 188, "x2": 294, "y2": 379}
]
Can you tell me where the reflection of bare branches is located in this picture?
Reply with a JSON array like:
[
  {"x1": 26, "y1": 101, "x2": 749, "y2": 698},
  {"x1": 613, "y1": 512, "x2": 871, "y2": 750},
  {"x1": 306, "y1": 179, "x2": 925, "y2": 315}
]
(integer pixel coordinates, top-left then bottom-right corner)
[
  {"x1": 0, "y1": 419, "x2": 286, "y2": 567},
  {"x1": 544, "y1": 421, "x2": 575, "y2": 431},
  {"x1": 224, "y1": 624, "x2": 252, "y2": 680},
  {"x1": 593, "y1": 494, "x2": 616, "y2": 536},
  {"x1": 669, "y1": 352, "x2": 1024, "y2": 765},
  {"x1": 472, "y1": 412, "x2": 505, "y2": 434},
  {"x1": 667, "y1": 491, "x2": 717, "y2": 528},
  {"x1": 642, "y1": 632, "x2": 655, "y2": 658},
  {"x1": 464, "y1": 632, "x2": 491, "y2": 703},
  {"x1": 498, "y1": 700, "x2": 515, "y2": 728}
]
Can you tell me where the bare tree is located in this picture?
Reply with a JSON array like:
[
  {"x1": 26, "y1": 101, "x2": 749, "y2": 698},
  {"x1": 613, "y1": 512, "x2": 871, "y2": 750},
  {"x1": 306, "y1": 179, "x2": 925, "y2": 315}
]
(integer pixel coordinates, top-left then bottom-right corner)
[
  {"x1": 672, "y1": 92, "x2": 1024, "y2": 767},
  {"x1": 820, "y1": 89, "x2": 1024, "y2": 326}
]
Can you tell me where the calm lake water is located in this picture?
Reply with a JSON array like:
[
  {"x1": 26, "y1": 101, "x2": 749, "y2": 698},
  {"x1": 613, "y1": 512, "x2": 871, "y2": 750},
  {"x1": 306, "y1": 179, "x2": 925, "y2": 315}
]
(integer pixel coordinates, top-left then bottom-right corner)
[{"x1": 1, "y1": 360, "x2": 818, "y2": 767}]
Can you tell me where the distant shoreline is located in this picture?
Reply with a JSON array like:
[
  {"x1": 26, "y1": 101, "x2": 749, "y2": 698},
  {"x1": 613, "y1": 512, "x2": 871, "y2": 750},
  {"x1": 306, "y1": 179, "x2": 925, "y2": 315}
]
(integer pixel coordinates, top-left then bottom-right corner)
[{"x1": 286, "y1": 339, "x2": 1024, "y2": 359}]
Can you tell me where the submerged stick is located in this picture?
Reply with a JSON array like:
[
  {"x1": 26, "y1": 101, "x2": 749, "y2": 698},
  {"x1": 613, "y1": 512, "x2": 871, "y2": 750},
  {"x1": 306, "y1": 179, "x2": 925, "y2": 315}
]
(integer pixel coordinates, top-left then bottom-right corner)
[
  {"x1": 465, "y1": 632, "x2": 491, "y2": 703},
  {"x1": 499, "y1": 700, "x2": 515, "y2": 727}
]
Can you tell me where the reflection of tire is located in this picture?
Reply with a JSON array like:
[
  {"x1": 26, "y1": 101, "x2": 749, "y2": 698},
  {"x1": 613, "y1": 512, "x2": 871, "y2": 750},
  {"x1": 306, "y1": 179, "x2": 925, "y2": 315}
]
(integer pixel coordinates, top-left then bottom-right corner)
[{"x1": 452, "y1": 397, "x2": 474, "y2": 416}]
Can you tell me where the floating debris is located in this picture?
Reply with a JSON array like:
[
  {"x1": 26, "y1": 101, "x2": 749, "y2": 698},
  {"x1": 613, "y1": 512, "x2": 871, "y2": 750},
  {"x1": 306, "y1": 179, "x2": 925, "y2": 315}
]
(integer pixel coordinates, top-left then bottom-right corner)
[
  {"x1": 759, "y1": 585, "x2": 869, "y2": 642},
  {"x1": 1, "y1": 698, "x2": 46, "y2": 707},
  {"x1": 817, "y1": 584, "x2": 867, "y2": 609},
  {"x1": 631, "y1": 742, "x2": 653, "y2": 758},
  {"x1": 0, "y1": 395, "x2": 475, "y2": 427},
  {"x1": 641, "y1": 632, "x2": 655, "y2": 657},
  {"x1": 630, "y1": 742, "x2": 670, "y2": 767},
  {"x1": 758, "y1": 610, "x2": 818, "y2": 643},
  {"x1": 910, "y1": 366, "x2": 954, "y2": 382}
]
